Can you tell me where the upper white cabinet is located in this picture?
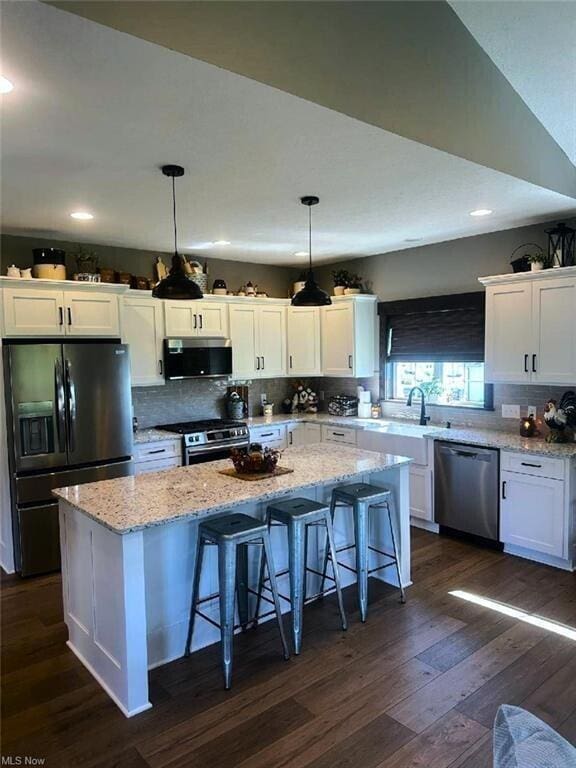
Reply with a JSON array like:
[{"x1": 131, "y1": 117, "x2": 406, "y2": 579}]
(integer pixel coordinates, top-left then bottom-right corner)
[
  {"x1": 287, "y1": 307, "x2": 321, "y2": 376},
  {"x1": 164, "y1": 299, "x2": 228, "y2": 338},
  {"x1": 481, "y1": 267, "x2": 576, "y2": 386},
  {"x1": 229, "y1": 303, "x2": 287, "y2": 379},
  {"x1": 1, "y1": 281, "x2": 122, "y2": 338},
  {"x1": 122, "y1": 295, "x2": 165, "y2": 386},
  {"x1": 321, "y1": 296, "x2": 377, "y2": 377}
]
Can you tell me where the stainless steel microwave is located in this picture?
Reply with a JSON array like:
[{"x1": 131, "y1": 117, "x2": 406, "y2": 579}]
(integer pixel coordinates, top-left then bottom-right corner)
[{"x1": 163, "y1": 338, "x2": 233, "y2": 379}]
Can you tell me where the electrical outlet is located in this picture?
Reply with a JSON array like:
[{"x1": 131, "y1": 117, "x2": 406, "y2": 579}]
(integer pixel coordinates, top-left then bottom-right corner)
[
  {"x1": 527, "y1": 405, "x2": 537, "y2": 419},
  {"x1": 260, "y1": 393, "x2": 267, "y2": 406},
  {"x1": 502, "y1": 404, "x2": 520, "y2": 419}
]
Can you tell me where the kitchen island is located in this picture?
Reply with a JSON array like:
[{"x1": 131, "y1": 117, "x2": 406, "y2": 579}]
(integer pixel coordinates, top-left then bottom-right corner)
[{"x1": 53, "y1": 444, "x2": 412, "y2": 717}]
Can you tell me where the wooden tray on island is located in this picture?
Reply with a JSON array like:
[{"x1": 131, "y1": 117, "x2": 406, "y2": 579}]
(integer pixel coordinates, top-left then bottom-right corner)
[{"x1": 218, "y1": 466, "x2": 294, "y2": 482}]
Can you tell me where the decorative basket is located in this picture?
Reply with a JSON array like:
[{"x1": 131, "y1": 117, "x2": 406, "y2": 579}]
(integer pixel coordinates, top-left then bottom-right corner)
[
  {"x1": 230, "y1": 446, "x2": 281, "y2": 474},
  {"x1": 190, "y1": 273, "x2": 208, "y2": 292},
  {"x1": 328, "y1": 395, "x2": 358, "y2": 417}
]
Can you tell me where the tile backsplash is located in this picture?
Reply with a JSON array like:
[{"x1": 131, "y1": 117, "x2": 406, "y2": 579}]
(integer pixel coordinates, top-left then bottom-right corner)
[{"x1": 132, "y1": 375, "x2": 571, "y2": 435}]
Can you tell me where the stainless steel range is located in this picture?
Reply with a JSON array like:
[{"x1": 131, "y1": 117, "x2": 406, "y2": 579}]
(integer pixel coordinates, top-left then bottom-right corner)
[{"x1": 156, "y1": 418, "x2": 249, "y2": 465}]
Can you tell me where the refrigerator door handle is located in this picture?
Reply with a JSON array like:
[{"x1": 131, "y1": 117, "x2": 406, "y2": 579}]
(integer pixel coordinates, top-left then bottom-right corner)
[
  {"x1": 65, "y1": 359, "x2": 77, "y2": 452},
  {"x1": 54, "y1": 358, "x2": 67, "y2": 453}
]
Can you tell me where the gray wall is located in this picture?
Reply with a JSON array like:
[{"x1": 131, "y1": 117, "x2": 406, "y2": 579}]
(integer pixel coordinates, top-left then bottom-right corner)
[
  {"x1": 0, "y1": 234, "x2": 298, "y2": 298},
  {"x1": 315, "y1": 217, "x2": 576, "y2": 300}
]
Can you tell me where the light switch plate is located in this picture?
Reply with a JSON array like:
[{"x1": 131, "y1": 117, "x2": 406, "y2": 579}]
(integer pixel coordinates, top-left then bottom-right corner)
[
  {"x1": 502, "y1": 404, "x2": 520, "y2": 419},
  {"x1": 260, "y1": 393, "x2": 267, "y2": 406},
  {"x1": 527, "y1": 405, "x2": 537, "y2": 419}
]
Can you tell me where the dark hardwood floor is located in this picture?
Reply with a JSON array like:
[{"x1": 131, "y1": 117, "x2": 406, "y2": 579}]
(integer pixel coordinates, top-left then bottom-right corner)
[{"x1": 2, "y1": 529, "x2": 575, "y2": 767}]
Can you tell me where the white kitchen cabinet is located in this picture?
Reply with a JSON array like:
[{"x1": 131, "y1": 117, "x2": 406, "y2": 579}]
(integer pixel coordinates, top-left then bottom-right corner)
[
  {"x1": 134, "y1": 439, "x2": 182, "y2": 475},
  {"x1": 258, "y1": 305, "x2": 287, "y2": 377},
  {"x1": 2, "y1": 285, "x2": 120, "y2": 338},
  {"x1": 321, "y1": 296, "x2": 377, "y2": 377},
  {"x1": 481, "y1": 267, "x2": 576, "y2": 386},
  {"x1": 409, "y1": 465, "x2": 433, "y2": 522},
  {"x1": 501, "y1": 469, "x2": 565, "y2": 558},
  {"x1": 287, "y1": 307, "x2": 321, "y2": 375},
  {"x1": 249, "y1": 424, "x2": 287, "y2": 450},
  {"x1": 164, "y1": 300, "x2": 228, "y2": 338},
  {"x1": 123, "y1": 296, "x2": 165, "y2": 386},
  {"x1": 64, "y1": 291, "x2": 120, "y2": 337},
  {"x1": 229, "y1": 303, "x2": 286, "y2": 379},
  {"x1": 531, "y1": 277, "x2": 576, "y2": 385},
  {"x1": 2, "y1": 287, "x2": 65, "y2": 336},
  {"x1": 287, "y1": 422, "x2": 324, "y2": 447}
]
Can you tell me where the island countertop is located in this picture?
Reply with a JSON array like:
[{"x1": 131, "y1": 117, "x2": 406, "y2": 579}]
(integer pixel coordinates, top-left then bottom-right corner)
[{"x1": 53, "y1": 444, "x2": 411, "y2": 535}]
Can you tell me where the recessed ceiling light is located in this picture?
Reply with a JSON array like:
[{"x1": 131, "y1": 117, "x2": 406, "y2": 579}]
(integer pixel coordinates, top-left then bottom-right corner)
[
  {"x1": 294, "y1": 251, "x2": 308, "y2": 257},
  {"x1": 70, "y1": 211, "x2": 94, "y2": 220},
  {"x1": 0, "y1": 77, "x2": 14, "y2": 94},
  {"x1": 212, "y1": 240, "x2": 231, "y2": 246},
  {"x1": 469, "y1": 208, "x2": 493, "y2": 217}
]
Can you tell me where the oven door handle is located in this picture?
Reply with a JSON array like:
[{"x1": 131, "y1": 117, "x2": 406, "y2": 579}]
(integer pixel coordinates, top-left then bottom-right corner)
[{"x1": 187, "y1": 441, "x2": 248, "y2": 455}]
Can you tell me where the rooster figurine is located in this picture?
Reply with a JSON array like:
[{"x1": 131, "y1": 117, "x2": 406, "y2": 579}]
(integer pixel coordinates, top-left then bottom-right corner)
[{"x1": 544, "y1": 391, "x2": 576, "y2": 443}]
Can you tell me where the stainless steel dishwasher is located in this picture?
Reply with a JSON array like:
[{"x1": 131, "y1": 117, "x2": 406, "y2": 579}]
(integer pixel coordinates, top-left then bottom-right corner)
[{"x1": 434, "y1": 441, "x2": 500, "y2": 543}]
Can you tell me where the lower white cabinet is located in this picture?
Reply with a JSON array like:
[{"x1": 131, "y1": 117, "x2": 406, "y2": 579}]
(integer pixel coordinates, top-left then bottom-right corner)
[
  {"x1": 287, "y1": 422, "x2": 322, "y2": 447},
  {"x1": 249, "y1": 424, "x2": 287, "y2": 450},
  {"x1": 134, "y1": 439, "x2": 182, "y2": 475},
  {"x1": 321, "y1": 425, "x2": 358, "y2": 445},
  {"x1": 409, "y1": 464, "x2": 433, "y2": 522},
  {"x1": 500, "y1": 467, "x2": 565, "y2": 558},
  {"x1": 123, "y1": 296, "x2": 165, "y2": 386}
]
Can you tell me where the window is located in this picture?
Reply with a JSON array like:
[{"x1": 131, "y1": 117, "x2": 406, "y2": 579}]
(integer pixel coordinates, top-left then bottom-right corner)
[
  {"x1": 391, "y1": 361, "x2": 486, "y2": 408},
  {"x1": 379, "y1": 292, "x2": 493, "y2": 410}
]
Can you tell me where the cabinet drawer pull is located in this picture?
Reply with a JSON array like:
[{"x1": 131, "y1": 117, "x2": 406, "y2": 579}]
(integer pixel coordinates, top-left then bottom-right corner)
[
  {"x1": 199, "y1": 314, "x2": 203, "y2": 330},
  {"x1": 148, "y1": 448, "x2": 167, "y2": 455},
  {"x1": 256, "y1": 357, "x2": 260, "y2": 370},
  {"x1": 332, "y1": 432, "x2": 345, "y2": 437},
  {"x1": 193, "y1": 314, "x2": 197, "y2": 330},
  {"x1": 159, "y1": 359, "x2": 163, "y2": 375},
  {"x1": 524, "y1": 354, "x2": 529, "y2": 373},
  {"x1": 289, "y1": 355, "x2": 293, "y2": 369},
  {"x1": 502, "y1": 480, "x2": 507, "y2": 500},
  {"x1": 532, "y1": 354, "x2": 537, "y2": 373},
  {"x1": 67, "y1": 307, "x2": 72, "y2": 326},
  {"x1": 521, "y1": 461, "x2": 542, "y2": 468},
  {"x1": 261, "y1": 356, "x2": 265, "y2": 370},
  {"x1": 260, "y1": 432, "x2": 274, "y2": 437},
  {"x1": 289, "y1": 432, "x2": 293, "y2": 445},
  {"x1": 348, "y1": 355, "x2": 353, "y2": 369},
  {"x1": 58, "y1": 306, "x2": 64, "y2": 326}
]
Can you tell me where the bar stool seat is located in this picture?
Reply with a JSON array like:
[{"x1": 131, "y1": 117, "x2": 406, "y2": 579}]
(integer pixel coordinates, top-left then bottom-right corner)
[
  {"x1": 256, "y1": 497, "x2": 347, "y2": 655},
  {"x1": 321, "y1": 482, "x2": 405, "y2": 623},
  {"x1": 185, "y1": 512, "x2": 289, "y2": 690}
]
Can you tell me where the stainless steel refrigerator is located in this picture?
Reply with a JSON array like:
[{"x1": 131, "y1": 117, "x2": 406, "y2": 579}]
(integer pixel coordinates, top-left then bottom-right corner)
[{"x1": 3, "y1": 341, "x2": 133, "y2": 576}]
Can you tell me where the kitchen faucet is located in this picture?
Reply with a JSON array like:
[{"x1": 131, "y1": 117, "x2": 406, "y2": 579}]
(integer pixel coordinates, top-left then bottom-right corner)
[{"x1": 406, "y1": 386, "x2": 430, "y2": 426}]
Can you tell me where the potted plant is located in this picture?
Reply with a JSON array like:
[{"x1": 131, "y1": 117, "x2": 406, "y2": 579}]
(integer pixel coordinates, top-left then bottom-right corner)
[
  {"x1": 344, "y1": 273, "x2": 363, "y2": 295},
  {"x1": 527, "y1": 249, "x2": 553, "y2": 272},
  {"x1": 332, "y1": 269, "x2": 350, "y2": 296}
]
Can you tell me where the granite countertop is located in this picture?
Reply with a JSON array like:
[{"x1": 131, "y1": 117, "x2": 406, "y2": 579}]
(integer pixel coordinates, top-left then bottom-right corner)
[
  {"x1": 426, "y1": 427, "x2": 576, "y2": 458},
  {"x1": 133, "y1": 428, "x2": 180, "y2": 444},
  {"x1": 53, "y1": 444, "x2": 412, "y2": 534}
]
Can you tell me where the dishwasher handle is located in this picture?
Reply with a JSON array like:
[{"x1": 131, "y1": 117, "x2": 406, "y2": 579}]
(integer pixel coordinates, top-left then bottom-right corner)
[{"x1": 437, "y1": 443, "x2": 496, "y2": 462}]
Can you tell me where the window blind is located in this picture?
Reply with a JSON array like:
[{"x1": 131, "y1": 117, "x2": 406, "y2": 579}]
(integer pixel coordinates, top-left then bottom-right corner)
[{"x1": 379, "y1": 293, "x2": 485, "y2": 363}]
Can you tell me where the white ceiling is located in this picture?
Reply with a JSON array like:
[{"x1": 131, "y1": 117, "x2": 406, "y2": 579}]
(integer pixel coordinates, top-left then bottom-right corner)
[
  {"x1": 1, "y1": 1, "x2": 575, "y2": 266},
  {"x1": 451, "y1": 1, "x2": 576, "y2": 166}
]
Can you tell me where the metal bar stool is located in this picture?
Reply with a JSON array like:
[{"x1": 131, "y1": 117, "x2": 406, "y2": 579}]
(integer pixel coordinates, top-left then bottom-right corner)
[
  {"x1": 255, "y1": 497, "x2": 347, "y2": 655},
  {"x1": 320, "y1": 483, "x2": 405, "y2": 623},
  {"x1": 185, "y1": 513, "x2": 289, "y2": 690}
]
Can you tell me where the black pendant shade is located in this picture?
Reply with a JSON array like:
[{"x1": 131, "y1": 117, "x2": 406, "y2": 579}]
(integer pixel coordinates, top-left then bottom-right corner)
[
  {"x1": 291, "y1": 196, "x2": 331, "y2": 307},
  {"x1": 152, "y1": 165, "x2": 203, "y2": 300}
]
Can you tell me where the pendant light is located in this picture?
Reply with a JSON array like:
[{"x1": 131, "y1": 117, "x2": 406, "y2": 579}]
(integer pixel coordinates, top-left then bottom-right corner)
[
  {"x1": 152, "y1": 164, "x2": 203, "y2": 300},
  {"x1": 291, "y1": 196, "x2": 332, "y2": 306}
]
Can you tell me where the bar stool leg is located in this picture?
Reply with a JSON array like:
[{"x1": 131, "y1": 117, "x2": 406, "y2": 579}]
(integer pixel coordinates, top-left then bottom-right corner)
[
  {"x1": 385, "y1": 497, "x2": 406, "y2": 604},
  {"x1": 236, "y1": 543, "x2": 249, "y2": 632},
  {"x1": 218, "y1": 540, "x2": 237, "y2": 690},
  {"x1": 185, "y1": 533, "x2": 205, "y2": 657},
  {"x1": 253, "y1": 509, "x2": 271, "y2": 624},
  {"x1": 262, "y1": 530, "x2": 290, "y2": 660},
  {"x1": 287, "y1": 519, "x2": 307, "y2": 655},
  {"x1": 323, "y1": 510, "x2": 348, "y2": 631},
  {"x1": 354, "y1": 501, "x2": 370, "y2": 622},
  {"x1": 319, "y1": 492, "x2": 337, "y2": 595}
]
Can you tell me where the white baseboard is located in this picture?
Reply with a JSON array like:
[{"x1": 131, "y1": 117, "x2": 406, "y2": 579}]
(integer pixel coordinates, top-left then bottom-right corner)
[
  {"x1": 503, "y1": 545, "x2": 574, "y2": 572},
  {"x1": 410, "y1": 518, "x2": 439, "y2": 534}
]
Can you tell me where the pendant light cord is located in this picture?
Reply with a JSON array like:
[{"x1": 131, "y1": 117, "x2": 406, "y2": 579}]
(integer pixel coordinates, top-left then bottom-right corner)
[
  {"x1": 308, "y1": 204, "x2": 313, "y2": 274},
  {"x1": 171, "y1": 175, "x2": 178, "y2": 256}
]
